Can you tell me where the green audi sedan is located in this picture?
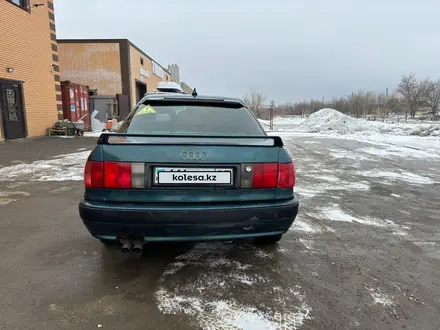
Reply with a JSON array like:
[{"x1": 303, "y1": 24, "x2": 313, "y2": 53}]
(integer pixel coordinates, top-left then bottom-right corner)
[{"x1": 79, "y1": 89, "x2": 299, "y2": 253}]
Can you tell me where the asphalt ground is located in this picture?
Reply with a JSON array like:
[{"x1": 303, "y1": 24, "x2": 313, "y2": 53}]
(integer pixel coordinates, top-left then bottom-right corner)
[{"x1": 0, "y1": 135, "x2": 439, "y2": 329}]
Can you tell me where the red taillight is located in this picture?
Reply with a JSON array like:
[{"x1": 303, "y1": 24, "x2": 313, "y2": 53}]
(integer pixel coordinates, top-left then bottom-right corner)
[
  {"x1": 84, "y1": 161, "x2": 132, "y2": 189},
  {"x1": 84, "y1": 160, "x2": 104, "y2": 188},
  {"x1": 278, "y1": 162, "x2": 296, "y2": 188},
  {"x1": 253, "y1": 163, "x2": 278, "y2": 188},
  {"x1": 251, "y1": 162, "x2": 296, "y2": 189},
  {"x1": 103, "y1": 162, "x2": 132, "y2": 189}
]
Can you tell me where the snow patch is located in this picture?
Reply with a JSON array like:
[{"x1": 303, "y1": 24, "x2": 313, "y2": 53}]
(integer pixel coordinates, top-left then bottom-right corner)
[
  {"x1": 156, "y1": 292, "x2": 311, "y2": 330},
  {"x1": 259, "y1": 116, "x2": 305, "y2": 129},
  {"x1": 327, "y1": 148, "x2": 374, "y2": 161},
  {"x1": 155, "y1": 242, "x2": 313, "y2": 330},
  {"x1": 358, "y1": 170, "x2": 435, "y2": 185},
  {"x1": 341, "y1": 181, "x2": 371, "y2": 191},
  {"x1": 296, "y1": 181, "x2": 370, "y2": 198},
  {"x1": 314, "y1": 175, "x2": 340, "y2": 183},
  {"x1": 274, "y1": 116, "x2": 306, "y2": 125},
  {"x1": 360, "y1": 145, "x2": 439, "y2": 159},
  {"x1": 0, "y1": 151, "x2": 91, "y2": 182},
  {"x1": 0, "y1": 191, "x2": 30, "y2": 205},
  {"x1": 320, "y1": 206, "x2": 379, "y2": 226},
  {"x1": 255, "y1": 250, "x2": 273, "y2": 259},
  {"x1": 369, "y1": 288, "x2": 394, "y2": 307},
  {"x1": 299, "y1": 239, "x2": 315, "y2": 250},
  {"x1": 294, "y1": 186, "x2": 318, "y2": 198},
  {"x1": 413, "y1": 241, "x2": 437, "y2": 247},
  {"x1": 290, "y1": 219, "x2": 322, "y2": 234},
  {"x1": 318, "y1": 204, "x2": 409, "y2": 234}
]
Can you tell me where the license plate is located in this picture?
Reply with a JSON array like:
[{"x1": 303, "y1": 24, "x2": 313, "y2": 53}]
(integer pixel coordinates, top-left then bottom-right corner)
[{"x1": 154, "y1": 167, "x2": 233, "y2": 185}]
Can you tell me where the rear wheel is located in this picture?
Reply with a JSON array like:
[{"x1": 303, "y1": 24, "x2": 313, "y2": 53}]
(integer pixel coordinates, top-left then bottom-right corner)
[{"x1": 254, "y1": 234, "x2": 283, "y2": 245}]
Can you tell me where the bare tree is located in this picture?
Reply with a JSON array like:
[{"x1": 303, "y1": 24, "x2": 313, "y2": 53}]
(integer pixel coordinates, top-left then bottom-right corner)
[
  {"x1": 376, "y1": 92, "x2": 388, "y2": 120},
  {"x1": 243, "y1": 87, "x2": 267, "y2": 118},
  {"x1": 364, "y1": 92, "x2": 378, "y2": 118},
  {"x1": 387, "y1": 97, "x2": 404, "y2": 121},
  {"x1": 397, "y1": 74, "x2": 430, "y2": 119},
  {"x1": 425, "y1": 79, "x2": 440, "y2": 119},
  {"x1": 247, "y1": 72, "x2": 440, "y2": 122},
  {"x1": 349, "y1": 91, "x2": 367, "y2": 118}
]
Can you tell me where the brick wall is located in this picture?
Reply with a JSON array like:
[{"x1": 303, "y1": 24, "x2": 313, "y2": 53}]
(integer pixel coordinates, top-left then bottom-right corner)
[
  {"x1": 129, "y1": 45, "x2": 172, "y2": 107},
  {"x1": 0, "y1": 0, "x2": 60, "y2": 139},
  {"x1": 58, "y1": 42, "x2": 123, "y2": 96}
]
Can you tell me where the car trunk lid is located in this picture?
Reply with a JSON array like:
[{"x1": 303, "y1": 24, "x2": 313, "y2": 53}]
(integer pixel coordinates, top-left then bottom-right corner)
[{"x1": 84, "y1": 134, "x2": 295, "y2": 203}]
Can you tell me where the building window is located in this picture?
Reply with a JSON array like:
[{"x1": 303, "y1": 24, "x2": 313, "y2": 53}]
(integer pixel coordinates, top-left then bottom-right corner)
[
  {"x1": 166, "y1": 76, "x2": 169, "y2": 81},
  {"x1": 8, "y1": 0, "x2": 29, "y2": 10},
  {"x1": 152, "y1": 61, "x2": 164, "y2": 79},
  {"x1": 140, "y1": 57, "x2": 144, "y2": 66}
]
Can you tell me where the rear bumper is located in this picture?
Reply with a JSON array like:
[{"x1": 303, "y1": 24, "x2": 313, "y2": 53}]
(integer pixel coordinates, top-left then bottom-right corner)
[{"x1": 79, "y1": 195, "x2": 299, "y2": 242}]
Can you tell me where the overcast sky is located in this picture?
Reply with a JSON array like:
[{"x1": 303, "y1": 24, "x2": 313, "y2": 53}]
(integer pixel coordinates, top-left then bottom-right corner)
[{"x1": 54, "y1": 0, "x2": 440, "y2": 104}]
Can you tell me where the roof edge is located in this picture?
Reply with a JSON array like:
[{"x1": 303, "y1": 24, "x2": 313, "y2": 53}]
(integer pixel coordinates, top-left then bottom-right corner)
[
  {"x1": 128, "y1": 41, "x2": 171, "y2": 74},
  {"x1": 57, "y1": 38, "x2": 128, "y2": 44},
  {"x1": 56, "y1": 38, "x2": 171, "y2": 74}
]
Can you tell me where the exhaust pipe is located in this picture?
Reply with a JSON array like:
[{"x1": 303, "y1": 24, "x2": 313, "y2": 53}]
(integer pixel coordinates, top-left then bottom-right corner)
[
  {"x1": 132, "y1": 239, "x2": 144, "y2": 254},
  {"x1": 120, "y1": 239, "x2": 133, "y2": 253}
]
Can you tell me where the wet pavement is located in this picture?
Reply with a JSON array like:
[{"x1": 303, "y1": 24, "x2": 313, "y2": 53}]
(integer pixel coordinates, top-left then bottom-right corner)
[{"x1": 0, "y1": 135, "x2": 439, "y2": 329}]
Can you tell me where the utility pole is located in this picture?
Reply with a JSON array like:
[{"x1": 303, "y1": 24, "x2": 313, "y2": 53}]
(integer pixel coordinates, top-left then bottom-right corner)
[
  {"x1": 385, "y1": 87, "x2": 389, "y2": 118},
  {"x1": 269, "y1": 100, "x2": 275, "y2": 131}
]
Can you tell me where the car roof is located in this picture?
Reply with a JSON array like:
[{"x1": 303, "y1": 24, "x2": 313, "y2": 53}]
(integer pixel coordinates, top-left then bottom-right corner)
[{"x1": 140, "y1": 92, "x2": 246, "y2": 106}]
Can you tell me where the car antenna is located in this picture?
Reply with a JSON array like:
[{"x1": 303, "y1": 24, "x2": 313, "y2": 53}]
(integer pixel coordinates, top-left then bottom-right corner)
[{"x1": 192, "y1": 88, "x2": 198, "y2": 97}]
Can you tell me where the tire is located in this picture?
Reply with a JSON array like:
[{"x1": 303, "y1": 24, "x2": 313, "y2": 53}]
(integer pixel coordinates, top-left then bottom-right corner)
[{"x1": 254, "y1": 234, "x2": 283, "y2": 245}]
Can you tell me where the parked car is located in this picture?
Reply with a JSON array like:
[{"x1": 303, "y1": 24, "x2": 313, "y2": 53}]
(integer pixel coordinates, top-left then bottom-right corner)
[{"x1": 79, "y1": 90, "x2": 299, "y2": 253}]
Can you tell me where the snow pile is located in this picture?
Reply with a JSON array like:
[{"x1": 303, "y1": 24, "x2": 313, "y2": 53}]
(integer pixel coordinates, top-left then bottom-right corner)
[
  {"x1": 293, "y1": 108, "x2": 440, "y2": 136},
  {"x1": 358, "y1": 119, "x2": 440, "y2": 137},
  {"x1": 409, "y1": 124, "x2": 440, "y2": 137},
  {"x1": 297, "y1": 108, "x2": 363, "y2": 134},
  {"x1": 0, "y1": 151, "x2": 90, "y2": 182}
]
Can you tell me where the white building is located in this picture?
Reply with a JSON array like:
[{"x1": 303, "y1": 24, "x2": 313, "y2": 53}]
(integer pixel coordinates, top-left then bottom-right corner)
[{"x1": 168, "y1": 64, "x2": 180, "y2": 84}]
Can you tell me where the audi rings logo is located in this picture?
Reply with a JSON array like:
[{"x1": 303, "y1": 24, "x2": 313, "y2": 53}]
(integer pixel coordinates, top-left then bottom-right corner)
[{"x1": 180, "y1": 151, "x2": 208, "y2": 160}]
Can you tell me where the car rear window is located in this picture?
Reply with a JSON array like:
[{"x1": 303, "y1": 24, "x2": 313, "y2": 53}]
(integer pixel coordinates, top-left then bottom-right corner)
[{"x1": 117, "y1": 101, "x2": 265, "y2": 136}]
